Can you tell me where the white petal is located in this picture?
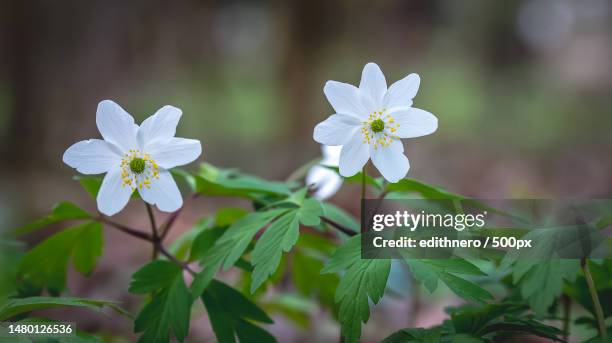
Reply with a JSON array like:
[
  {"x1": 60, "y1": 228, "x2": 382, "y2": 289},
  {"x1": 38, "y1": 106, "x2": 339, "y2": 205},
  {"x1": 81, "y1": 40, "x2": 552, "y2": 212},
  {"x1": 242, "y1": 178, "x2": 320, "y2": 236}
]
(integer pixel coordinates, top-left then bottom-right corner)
[
  {"x1": 306, "y1": 165, "x2": 343, "y2": 200},
  {"x1": 359, "y1": 62, "x2": 387, "y2": 109},
  {"x1": 323, "y1": 81, "x2": 368, "y2": 119},
  {"x1": 320, "y1": 145, "x2": 342, "y2": 166},
  {"x1": 63, "y1": 139, "x2": 121, "y2": 174},
  {"x1": 96, "y1": 100, "x2": 138, "y2": 151},
  {"x1": 370, "y1": 140, "x2": 410, "y2": 183},
  {"x1": 339, "y1": 132, "x2": 370, "y2": 177},
  {"x1": 147, "y1": 138, "x2": 202, "y2": 169},
  {"x1": 137, "y1": 105, "x2": 182, "y2": 149},
  {"x1": 393, "y1": 108, "x2": 438, "y2": 138},
  {"x1": 313, "y1": 114, "x2": 360, "y2": 146},
  {"x1": 383, "y1": 73, "x2": 420, "y2": 112},
  {"x1": 97, "y1": 167, "x2": 133, "y2": 216},
  {"x1": 138, "y1": 169, "x2": 183, "y2": 213}
]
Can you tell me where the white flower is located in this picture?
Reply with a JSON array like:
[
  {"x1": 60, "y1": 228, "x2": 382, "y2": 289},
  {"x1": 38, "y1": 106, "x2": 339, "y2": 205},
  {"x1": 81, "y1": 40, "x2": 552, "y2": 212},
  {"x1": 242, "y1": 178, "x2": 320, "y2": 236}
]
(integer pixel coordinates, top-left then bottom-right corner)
[
  {"x1": 313, "y1": 62, "x2": 438, "y2": 183},
  {"x1": 306, "y1": 145, "x2": 343, "y2": 200},
  {"x1": 63, "y1": 100, "x2": 202, "y2": 216}
]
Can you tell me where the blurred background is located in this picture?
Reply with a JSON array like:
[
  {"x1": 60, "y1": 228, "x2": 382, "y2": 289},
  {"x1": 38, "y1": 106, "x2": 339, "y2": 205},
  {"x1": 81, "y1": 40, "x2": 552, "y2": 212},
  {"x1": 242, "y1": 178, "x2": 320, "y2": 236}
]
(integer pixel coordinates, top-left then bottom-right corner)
[{"x1": 1, "y1": 0, "x2": 611, "y2": 341}]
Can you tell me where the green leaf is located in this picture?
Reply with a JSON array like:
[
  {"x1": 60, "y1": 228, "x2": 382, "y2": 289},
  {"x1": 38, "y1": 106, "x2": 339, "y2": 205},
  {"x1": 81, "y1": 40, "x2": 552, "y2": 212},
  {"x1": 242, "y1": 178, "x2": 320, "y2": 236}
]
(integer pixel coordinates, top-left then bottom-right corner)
[
  {"x1": 0, "y1": 238, "x2": 23, "y2": 302},
  {"x1": 250, "y1": 199, "x2": 323, "y2": 293},
  {"x1": 202, "y1": 280, "x2": 275, "y2": 343},
  {"x1": 382, "y1": 327, "x2": 443, "y2": 343},
  {"x1": 18, "y1": 222, "x2": 103, "y2": 295},
  {"x1": 194, "y1": 163, "x2": 291, "y2": 199},
  {"x1": 216, "y1": 207, "x2": 249, "y2": 226},
  {"x1": 0, "y1": 296, "x2": 128, "y2": 321},
  {"x1": 133, "y1": 264, "x2": 191, "y2": 343},
  {"x1": 129, "y1": 261, "x2": 183, "y2": 294},
  {"x1": 168, "y1": 218, "x2": 213, "y2": 261},
  {"x1": 405, "y1": 259, "x2": 492, "y2": 304},
  {"x1": 512, "y1": 259, "x2": 580, "y2": 315},
  {"x1": 321, "y1": 203, "x2": 359, "y2": 233},
  {"x1": 12, "y1": 202, "x2": 91, "y2": 236},
  {"x1": 74, "y1": 176, "x2": 103, "y2": 199},
  {"x1": 321, "y1": 235, "x2": 391, "y2": 343},
  {"x1": 188, "y1": 226, "x2": 225, "y2": 262},
  {"x1": 191, "y1": 209, "x2": 288, "y2": 299}
]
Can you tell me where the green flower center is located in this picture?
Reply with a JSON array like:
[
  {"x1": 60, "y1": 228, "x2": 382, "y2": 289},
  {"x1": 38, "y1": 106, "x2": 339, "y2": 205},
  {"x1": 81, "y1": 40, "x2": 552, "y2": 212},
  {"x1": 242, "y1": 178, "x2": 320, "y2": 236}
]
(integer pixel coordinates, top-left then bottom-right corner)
[
  {"x1": 129, "y1": 158, "x2": 146, "y2": 174},
  {"x1": 371, "y1": 119, "x2": 385, "y2": 133}
]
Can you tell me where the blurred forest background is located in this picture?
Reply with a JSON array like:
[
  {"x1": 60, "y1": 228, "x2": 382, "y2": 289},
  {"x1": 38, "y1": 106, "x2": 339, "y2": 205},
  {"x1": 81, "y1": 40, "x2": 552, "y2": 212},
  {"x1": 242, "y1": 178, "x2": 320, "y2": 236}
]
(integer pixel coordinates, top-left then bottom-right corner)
[{"x1": 0, "y1": 0, "x2": 611, "y2": 341}]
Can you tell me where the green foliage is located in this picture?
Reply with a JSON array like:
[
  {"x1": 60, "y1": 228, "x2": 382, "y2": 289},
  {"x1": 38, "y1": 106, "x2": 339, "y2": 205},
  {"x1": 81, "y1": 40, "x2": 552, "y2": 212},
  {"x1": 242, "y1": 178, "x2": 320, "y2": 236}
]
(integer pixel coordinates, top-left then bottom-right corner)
[
  {"x1": 382, "y1": 303, "x2": 563, "y2": 342},
  {"x1": 131, "y1": 261, "x2": 191, "y2": 343},
  {"x1": 201, "y1": 280, "x2": 275, "y2": 343},
  {"x1": 12, "y1": 202, "x2": 91, "y2": 236},
  {"x1": 9, "y1": 162, "x2": 603, "y2": 342},
  {"x1": 322, "y1": 235, "x2": 391, "y2": 343},
  {"x1": 194, "y1": 163, "x2": 291, "y2": 198},
  {"x1": 405, "y1": 259, "x2": 493, "y2": 304},
  {"x1": 511, "y1": 259, "x2": 580, "y2": 315},
  {"x1": 0, "y1": 296, "x2": 128, "y2": 321},
  {"x1": 17, "y1": 222, "x2": 103, "y2": 295},
  {"x1": 250, "y1": 192, "x2": 323, "y2": 292}
]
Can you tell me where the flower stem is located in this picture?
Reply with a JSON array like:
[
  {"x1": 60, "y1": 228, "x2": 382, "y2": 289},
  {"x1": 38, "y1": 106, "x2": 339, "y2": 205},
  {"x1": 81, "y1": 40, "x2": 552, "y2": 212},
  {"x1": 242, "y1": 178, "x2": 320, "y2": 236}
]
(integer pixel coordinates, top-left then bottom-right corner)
[
  {"x1": 562, "y1": 294, "x2": 571, "y2": 341},
  {"x1": 581, "y1": 258, "x2": 607, "y2": 341},
  {"x1": 97, "y1": 215, "x2": 153, "y2": 242},
  {"x1": 361, "y1": 166, "x2": 367, "y2": 234},
  {"x1": 145, "y1": 204, "x2": 159, "y2": 260},
  {"x1": 321, "y1": 216, "x2": 357, "y2": 237}
]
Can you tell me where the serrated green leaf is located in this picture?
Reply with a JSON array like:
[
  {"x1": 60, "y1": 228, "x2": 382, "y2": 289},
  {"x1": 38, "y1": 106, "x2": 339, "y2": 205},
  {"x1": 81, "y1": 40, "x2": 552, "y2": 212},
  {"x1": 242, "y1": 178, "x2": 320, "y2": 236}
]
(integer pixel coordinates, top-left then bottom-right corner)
[
  {"x1": 133, "y1": 267, "x2": 191, "y2": 343},
  {"x1": 12, "y1": 202, "x2": 91, "y2": 236},
  {"x1": 250, "y1": 212, "x2": 300, "y2": 293},
  {"x1": 321, "y1": 234, "x2": 391, "y2": 343},
  {"x1": 0, "y1": 296, "x2": 128, "y2": 321},
  {"x1": 129, "y1": 261, "x2": 183, "y2": 294},
  {"x1": 202, "y1": 280, "x2": 275, "y2": 343},
  {"x1": 191, "y1": 209, "x2": 288, "y2": 299},
  {"x1": 405, "y1": 259, "x2": 492, "y2": 304},
  {"x1": 512, "y1": 259, "x2": 580, "y2": 315},
  {"x1": 18, "y1": 222, "x2": 103, "y2": 295},
  {"x1": 250, "y1": 200, "x2": 323, "y2": 293}
]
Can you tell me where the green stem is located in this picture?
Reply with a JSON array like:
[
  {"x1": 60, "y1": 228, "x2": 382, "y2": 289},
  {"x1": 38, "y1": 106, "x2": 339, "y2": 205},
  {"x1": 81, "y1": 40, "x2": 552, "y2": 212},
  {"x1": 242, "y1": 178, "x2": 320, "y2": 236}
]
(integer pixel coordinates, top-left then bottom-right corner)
[
  {"x1": 562, "y1": 294, "x2": 571, "y2": 342},
  {"x1": 145, "y1": 204, "x2": 160, "y2": 260},
  {"x1": 361, "y1": 166, "x2": 366, "y2": 200},
  {"x1": 582, "y1": 258, "x2": 607, "y2": 341},
  {"x1": 361, "y1": 166, "x2": 367, "y2": 234}
]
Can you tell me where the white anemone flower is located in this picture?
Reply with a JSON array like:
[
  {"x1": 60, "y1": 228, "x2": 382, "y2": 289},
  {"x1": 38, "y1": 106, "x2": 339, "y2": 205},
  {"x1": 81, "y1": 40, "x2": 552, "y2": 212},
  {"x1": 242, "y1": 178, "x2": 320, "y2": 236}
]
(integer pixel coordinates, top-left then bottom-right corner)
[
  {"x1": 63, "y1": 100, "x2": 202, "y2": 216},
  {"x1": 313, "y1": 62, "x2": 438, "y2": 183},
  {"x1": 306, "y1": 145, "x2": 343, "y2": 200}
]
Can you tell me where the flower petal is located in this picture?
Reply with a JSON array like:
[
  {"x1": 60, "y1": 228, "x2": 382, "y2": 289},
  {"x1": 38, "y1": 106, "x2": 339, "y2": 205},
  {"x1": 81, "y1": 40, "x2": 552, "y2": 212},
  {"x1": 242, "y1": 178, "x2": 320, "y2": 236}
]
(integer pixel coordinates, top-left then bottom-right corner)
[
  {"x1": 370, "y1": 139, "x2": 410, "y2": 183},
  {"x1": 324, "y1": 81, "x2": 368, "y2": 119},
  {"x1": 63, "y1": 139, "x2": 121, "y2": 174},
  {"x1": 383, "y1": 73, "x2": 420, "y2": 112},
  {"x1": 147, "y1": 138, "x2": 202, "y2": 169},
  {"x1": 394, "y1": 108, "x2": 438, "y2": 138},
  {"x1": 306, "y1": 165, "x2": 343, "y2": 200},
  {"x1": 359, "y1": 62, "x2": 387, "y2": 109},
  {"x1": 339, "y1": 132, "x2": 370, "y2": 177},
  {"x1": 138, "y1": 169, "x2": 183, "y2": 213},
  {"x1": 97, "y1": 167, "x2": 133, "y2": 216},
  {"x1": 320, "y1": 145, "x2": 342, "y2": 167},
  {"x1": 137, "y1": 105, "x2": 182, "y2": 149},
  {"x1": 96, "y1": 100, "x2": 138, "y2": 152},
  {"x1": 313, "y1": 114, "x2": 360, "y2": 146}
]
